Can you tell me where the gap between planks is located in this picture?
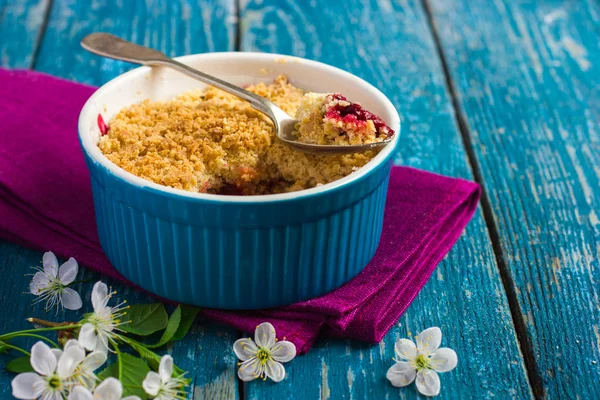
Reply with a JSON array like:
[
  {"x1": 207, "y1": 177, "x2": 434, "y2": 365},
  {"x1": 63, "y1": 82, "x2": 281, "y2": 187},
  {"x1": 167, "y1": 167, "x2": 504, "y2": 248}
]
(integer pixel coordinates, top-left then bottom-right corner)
[
  {"x1": 237, "y1": 329, "x2": 245, "y2": 400},
  {"x1": 29, "y1": 0, "x2": 54, "y2": 70},
  {"x1": 233, "y1": 2, "x2": 247, "y2": 399},
  {"x1": 234, "y1": 2, "x2": 246, "y2": 398},
  {"x1": 234, "y1": 0, "x2": 242, "y2": 51},
  {"x1": 421, "y1": 0, "x2": 544, "y2": 398}
]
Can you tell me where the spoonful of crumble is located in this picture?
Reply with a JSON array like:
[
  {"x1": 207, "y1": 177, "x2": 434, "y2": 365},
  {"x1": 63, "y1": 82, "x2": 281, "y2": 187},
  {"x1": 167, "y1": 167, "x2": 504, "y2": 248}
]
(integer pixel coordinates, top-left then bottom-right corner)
[{"x1": 81, "y1": 33, "x2": 394, "y2": 155}]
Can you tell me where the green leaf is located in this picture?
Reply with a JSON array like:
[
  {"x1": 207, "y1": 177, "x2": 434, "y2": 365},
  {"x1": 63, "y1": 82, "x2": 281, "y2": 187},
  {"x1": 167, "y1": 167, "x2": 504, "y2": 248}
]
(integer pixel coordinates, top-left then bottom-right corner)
[
  {"x1": 6, "y1": 356, "x2": 33, "y2": 373},
  {"x1": 97, "y1": 363, "x2": 117, "y2": 380},
  {"x1": 120, "y1": 303, "x2": 168, "y2": 336},
  {"x1": 172, "y1": 305, "x2": 200, "y2": 341},
  {"x1": 131, "y1": 344, "x2": 161, "y2": 370},
  {"x1": 98, "y1": 353, "x2": 149, "y2": 398},
  {"x1": 147, "y1": 306, "x2": 181, "y2": 349},
  {"x1": 129, "y1": 341, "x2": 185, "y2": 376}
]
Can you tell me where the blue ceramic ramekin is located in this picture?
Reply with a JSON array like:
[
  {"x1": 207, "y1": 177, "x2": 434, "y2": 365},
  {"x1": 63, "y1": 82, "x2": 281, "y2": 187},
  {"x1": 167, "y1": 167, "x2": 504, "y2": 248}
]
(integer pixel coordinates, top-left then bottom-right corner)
[{"x1": 78, "y1": 52, "x2": 400, "y2": 309}]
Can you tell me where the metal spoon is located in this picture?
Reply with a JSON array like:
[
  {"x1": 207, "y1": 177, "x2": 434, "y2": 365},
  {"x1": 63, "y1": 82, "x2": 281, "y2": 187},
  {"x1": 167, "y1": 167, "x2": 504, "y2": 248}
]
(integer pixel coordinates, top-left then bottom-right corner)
[{"x1": 81, "y1": 32, "x2": 393, "y2": 155}]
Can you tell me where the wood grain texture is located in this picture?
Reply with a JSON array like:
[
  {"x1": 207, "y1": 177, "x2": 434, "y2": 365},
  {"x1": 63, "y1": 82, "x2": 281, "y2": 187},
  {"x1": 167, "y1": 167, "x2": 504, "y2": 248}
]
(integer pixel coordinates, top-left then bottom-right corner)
[
  {"x1": 240, "y1": 0, "x2": 533, "y2": 398},
  {"x1": 0, "y1": 0, "x2": 50, "y2": 68},
  {"x1": 35, "y1": 0, "x2": 236, "y2": 85},
  {"x1": 427, "y1": 0, "x2": 600, "y2": 398},
  {"x1": 0, "y1": 1, "x2": 240, "y2": 398}
]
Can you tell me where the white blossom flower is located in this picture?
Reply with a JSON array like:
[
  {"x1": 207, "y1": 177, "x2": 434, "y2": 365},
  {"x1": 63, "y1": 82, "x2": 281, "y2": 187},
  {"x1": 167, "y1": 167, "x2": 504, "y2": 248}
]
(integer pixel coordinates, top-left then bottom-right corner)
[
  {"x1": 142, "y1": 355, "x2": 187, "y2": 400},
  {"x1": 79, "y1": 281, "x2": 128, "y2": 354},
  {"x1": 11, "y1": 341, "x2": 85, "y2": 399},
  {"x1": 68, "y1": 378, "x2": 141, "y2": 400},
  {"x1": 59, "y1": 339, "x2": 107, "y2": 388},
  {"x1": 233, "y1": 322, "x2": 296, "y2": 382},
  {"x1": 386, "y1": 327, "x2": 457, "y2": 397},
  {"x1": 29, "y1": 251, "x2": 82, "y2": 312}
]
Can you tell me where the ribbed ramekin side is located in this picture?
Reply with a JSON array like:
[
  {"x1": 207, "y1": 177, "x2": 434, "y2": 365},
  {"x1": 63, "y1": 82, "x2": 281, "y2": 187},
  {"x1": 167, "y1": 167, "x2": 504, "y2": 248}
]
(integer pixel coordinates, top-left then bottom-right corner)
[{"x1": 88, "y1": 161, "x2": 391, "y2": 309}]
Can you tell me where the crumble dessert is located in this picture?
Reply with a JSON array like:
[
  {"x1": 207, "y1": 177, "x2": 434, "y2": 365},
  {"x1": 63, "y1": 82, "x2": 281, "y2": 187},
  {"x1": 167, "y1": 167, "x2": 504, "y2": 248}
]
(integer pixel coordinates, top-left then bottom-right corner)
[
  {"x1": 98, "y1": 76, "x2": 392, "y2": 195},
  {"x1": 295, "y1": 93, "x2": 394, "y2": 145}
]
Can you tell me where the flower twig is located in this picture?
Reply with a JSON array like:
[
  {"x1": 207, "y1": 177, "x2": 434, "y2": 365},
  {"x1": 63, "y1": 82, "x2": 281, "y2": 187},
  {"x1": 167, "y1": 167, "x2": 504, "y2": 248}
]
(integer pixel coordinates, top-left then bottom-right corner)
[
  {"x1": 0, "y1": 342, "x2": 30, "y2": 356},
  {"x1": 6, "y1": 333, "x2": 59, "y2": 348},
  {"x1": 0, "y1": 324, "x2": 81, "y2": 341},
  {"x1": 27, "y1": 317, "x2": 76, "y2": 327}
]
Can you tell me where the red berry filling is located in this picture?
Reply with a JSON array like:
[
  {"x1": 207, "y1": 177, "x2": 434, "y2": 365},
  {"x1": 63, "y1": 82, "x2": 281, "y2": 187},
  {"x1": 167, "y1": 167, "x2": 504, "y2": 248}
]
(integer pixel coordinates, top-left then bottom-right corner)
[
  {"x1": 325, "y1": 94, "x2": 394, "y2": 137},
  {"x1": 97, "y1": 114, "x2": 109, "y2": 136}
]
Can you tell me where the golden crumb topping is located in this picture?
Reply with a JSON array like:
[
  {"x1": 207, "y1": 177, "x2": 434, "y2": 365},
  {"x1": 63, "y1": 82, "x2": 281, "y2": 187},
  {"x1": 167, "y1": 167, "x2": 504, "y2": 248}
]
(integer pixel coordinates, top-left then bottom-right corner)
[{"x1": 99, "y1": 75, "x2": 377, "y2": 195}]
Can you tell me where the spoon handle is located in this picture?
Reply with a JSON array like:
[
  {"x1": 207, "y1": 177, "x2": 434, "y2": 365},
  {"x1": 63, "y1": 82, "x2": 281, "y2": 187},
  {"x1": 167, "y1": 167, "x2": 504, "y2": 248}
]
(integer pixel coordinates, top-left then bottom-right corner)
[
  {"x1": 80, "y1": 32, "x2": 276, "y2": 117},
  {"x1": 81, "y1": 33, "x2": 394, "y2": 155}
]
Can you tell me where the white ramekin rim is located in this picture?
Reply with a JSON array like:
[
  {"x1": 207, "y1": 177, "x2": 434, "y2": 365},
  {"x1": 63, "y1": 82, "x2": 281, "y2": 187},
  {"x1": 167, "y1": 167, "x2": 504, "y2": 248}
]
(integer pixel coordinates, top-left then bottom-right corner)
[{"x1": 78, "y1": 52, "x2": 401, "y2": 203}]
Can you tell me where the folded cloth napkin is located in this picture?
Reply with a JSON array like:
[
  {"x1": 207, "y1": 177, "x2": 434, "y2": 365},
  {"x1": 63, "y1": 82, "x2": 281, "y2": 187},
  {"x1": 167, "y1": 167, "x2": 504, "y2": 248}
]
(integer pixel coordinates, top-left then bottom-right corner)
[{"x1": 0, "y1": 68, "x2": 480, "y2": 353}]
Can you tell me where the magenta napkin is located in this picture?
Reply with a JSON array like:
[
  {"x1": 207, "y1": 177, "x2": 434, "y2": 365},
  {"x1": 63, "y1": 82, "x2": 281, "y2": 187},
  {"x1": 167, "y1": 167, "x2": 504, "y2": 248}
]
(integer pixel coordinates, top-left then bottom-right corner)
[{"x1": 0, "y1": 69, "x2": 480, "y2": 353}]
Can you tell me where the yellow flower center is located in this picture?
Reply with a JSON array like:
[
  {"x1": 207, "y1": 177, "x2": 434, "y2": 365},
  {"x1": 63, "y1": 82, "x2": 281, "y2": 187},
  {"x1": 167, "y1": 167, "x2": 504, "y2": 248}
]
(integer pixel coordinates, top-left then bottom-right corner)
[
  {"x1": 47, "y1": 375, "x2": 62, "y2": 389},
  {"x1": 414, "y1": 354, "x2": 430, "y2": 370},
  {"x1": 257, "y1": 348, "x2": 271, "y2": 365}
]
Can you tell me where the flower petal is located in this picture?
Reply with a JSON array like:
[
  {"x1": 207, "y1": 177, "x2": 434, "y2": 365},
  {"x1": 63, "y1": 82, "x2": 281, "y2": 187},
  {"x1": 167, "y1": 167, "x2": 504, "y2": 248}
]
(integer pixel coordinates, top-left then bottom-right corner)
[
  {"x1": 122, "y1": 397, "x2": 142, "y2": 400},
  {"x1": 51, "y1": 349, "x2": 63, "y2": 361},
  {"x1": 270, "y1": 341, "x2": 296, "y2": 363},
  {"x1": 67, "y1": 385, "x2": 93, "y2": 400},
  {"x1": 57, "y1": 344, "x2": 85, "y2": 378},
  {"x1": 41, "y1": 393, "x2": 63, "y2": 400},
  {"x1": 29, "y1": 272, "x2": 51, "y2": 295},
  {"x1": 58, "y1": 258, "x2": 78, "y2": 285},
  {"x1": 386, "y1": 361, "x2": 417, "y2": 387},
  {"x1": 78, "y1": 323, "x2": 98, "y2": 352},
  {"x1": 415, "y1": 369, "x2": 441, "y2": 397},
  {"x1": 254, "y1": 322, "x2": 276, "y2": 349},
  {"x1": 91, "y1": 281, "x2": 108, "y2": 312},
  {"x1": 64, "y1": 339, "x2": 82, "y2": 350},
  {"x1": 30, "y1": 341, "x2": 56, "y2": 376},
  {"x1": 237, "y1": 357, "x2": 261, "y2": 382},
  {"x1": 11, "y1": 372, "x2": 45, "y2": 399},
  {"x1": 430, "y1": 347, "x2": 458, "y2": 372},
  {"x1": 60, "y1": 288, "x2": 82, "y2": 310},
  {"x1": 265, "y1": 360, "x2": 286, "y2": 382},
  {"x1": 82, "y1": 350, "x2": 108, "y2": 372},
  {"x1": 142, "y1": 371, "x2": 162, "y2": 396},
  {"x1": 95, "y1": 377, "x2": 123, "y2": 399},
  {"x1": 42, "y1": 252, "x2": 59, "y2": 277},
  {"x1": 233, "y1": 338, "x2": 258, "y2": 361},
  {"x1": 96, "y1": 332, "x2": 109, "y2": 354},
  {"x1": 395, "y1": 338, "x2": 417, "y2": 361},
  {"x1": 416, "y1": 327, "x2": 442, "y2": 356},
  {"x1": 159, "y1": 355, "x2": 173, "y2": 382}
]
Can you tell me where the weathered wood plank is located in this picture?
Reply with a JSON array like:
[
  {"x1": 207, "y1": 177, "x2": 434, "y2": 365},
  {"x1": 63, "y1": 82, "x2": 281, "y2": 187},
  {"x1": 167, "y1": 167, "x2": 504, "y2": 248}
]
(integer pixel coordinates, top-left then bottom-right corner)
[
  {"x1": 0, "y1": 0, "x2": 50, "y2": 68},
  {"x1": 0, "y1": 0, "x2": 60, "y2": 396},
  {"x1": 240, "y1": 0, "x2": 533, "y2": 398},
  {"x1": 35, "y1": 0, "x2": 236, "y2": 84},
  {"x1": 0, "y1": 1, "x2": 240, "y2": 398},
  {"x1": 427, "y1": 0, "x2": 600, "y2": 398}
]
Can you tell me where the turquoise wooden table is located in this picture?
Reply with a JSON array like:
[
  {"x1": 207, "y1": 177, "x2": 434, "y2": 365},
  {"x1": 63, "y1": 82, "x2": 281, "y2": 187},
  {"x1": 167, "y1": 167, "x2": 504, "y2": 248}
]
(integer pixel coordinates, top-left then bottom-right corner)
[{"x1": 1, "y1": 0, "x2": 598, "y2": 399}]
